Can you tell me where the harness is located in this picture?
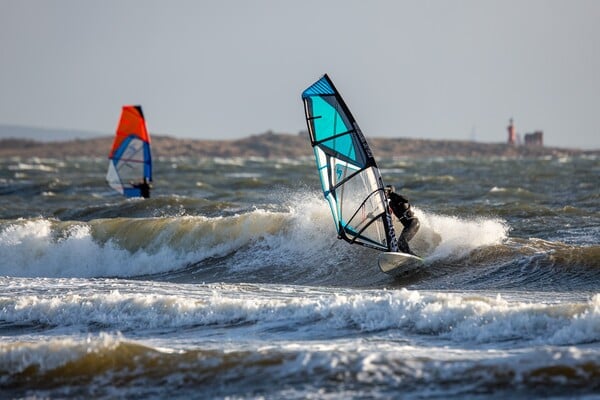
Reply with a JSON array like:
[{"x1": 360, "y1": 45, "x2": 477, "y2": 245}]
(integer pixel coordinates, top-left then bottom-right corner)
[
  {"x1": 398, "y1": 207, "x2": 415, "y2": 222},
  {"x1": 388, "y1": 192, "x2": 415, "y2": 225}
]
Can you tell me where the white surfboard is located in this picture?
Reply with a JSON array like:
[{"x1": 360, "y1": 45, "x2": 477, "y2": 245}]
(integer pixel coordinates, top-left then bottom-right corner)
[{"x1": 378, "y1": 252, "x2": 424, "y2": 275}]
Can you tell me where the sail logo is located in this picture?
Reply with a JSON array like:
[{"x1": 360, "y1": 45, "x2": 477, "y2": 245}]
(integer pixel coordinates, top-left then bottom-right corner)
[{"x1": 336, "y1": 165, "x2": 344, "y2": 181}]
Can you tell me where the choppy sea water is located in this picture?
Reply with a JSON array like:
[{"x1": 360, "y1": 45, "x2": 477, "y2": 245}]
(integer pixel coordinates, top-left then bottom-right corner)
[{"x1": 0, "y1": 154, "x2": 599, "y2": 399}]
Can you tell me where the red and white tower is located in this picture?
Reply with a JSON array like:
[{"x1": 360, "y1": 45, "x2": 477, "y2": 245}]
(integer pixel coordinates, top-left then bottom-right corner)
[{"x1": 507, "y1": 118, "x2": 516, "y2": 145}]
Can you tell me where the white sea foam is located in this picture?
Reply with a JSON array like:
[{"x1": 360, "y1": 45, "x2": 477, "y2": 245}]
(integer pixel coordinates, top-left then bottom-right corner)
[
  {"x1": 224, "y1": 172, "x2": 262, "y2": 179},
  {"x1": 208, "y1": 191, "x2": 345, "y2": 277},
  {"x1": 1, "y1": 281, "x2": 598, "y2": 347},
  {"x1": 0, "y1": 219, "x2": 154, "y2": 278},
  {"x1": 0, "y1": 212, "x2": 288, "y2": 278},
  {"x1": 7, "y1": 162, "x2": 58, "y2": 172},
  {"x1": 282, "y1": 193, "x2": 510, "y2": 268},
  {"x1": 1, "y1": 280, "x2": 599, "y2": 399},
  {"x1": 412, "y1": 208, "x2": 509, "y2": 260},
  {"x1": 0, "y1": 332, "x2": 122, "y2": 374}
]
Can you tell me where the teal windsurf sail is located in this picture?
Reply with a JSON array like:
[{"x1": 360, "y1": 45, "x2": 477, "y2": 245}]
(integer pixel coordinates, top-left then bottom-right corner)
[{"x1": 302, "y1": 74, "x2": 398, "y2": 252}]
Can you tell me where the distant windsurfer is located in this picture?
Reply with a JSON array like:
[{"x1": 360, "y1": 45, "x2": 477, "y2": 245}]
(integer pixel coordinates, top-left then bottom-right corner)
[
  {"x1": 385, "y1": 185, "x2": 420, "y2": 255},
  {"x1": 132, "y1": 177, "x2": 151, "y2": 199}
]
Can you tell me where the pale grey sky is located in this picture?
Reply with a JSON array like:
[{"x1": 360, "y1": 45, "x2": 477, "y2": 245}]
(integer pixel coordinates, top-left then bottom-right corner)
[{"x1": 1, "y1": 0, "x2": 599, "y2": 148}]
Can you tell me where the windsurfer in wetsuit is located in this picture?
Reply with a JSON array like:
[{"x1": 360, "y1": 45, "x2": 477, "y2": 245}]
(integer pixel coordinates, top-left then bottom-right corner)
[
  {"x1": 132, "y1": 177, "x2": 151, "y2": 199},
  {"x1": 385, "y1": 185, "x2": 420, "y2": 255}
]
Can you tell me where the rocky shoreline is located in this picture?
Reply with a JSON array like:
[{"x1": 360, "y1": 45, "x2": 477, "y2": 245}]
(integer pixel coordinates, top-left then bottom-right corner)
[{"x1": 0, "y1": 131, "x2": 595, "y2": 159}]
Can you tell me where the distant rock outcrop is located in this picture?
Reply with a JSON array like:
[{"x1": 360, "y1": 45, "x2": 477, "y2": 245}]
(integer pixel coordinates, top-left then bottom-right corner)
[{"x1": 0, "y1": 131, "x2": 594, "y2": 159}]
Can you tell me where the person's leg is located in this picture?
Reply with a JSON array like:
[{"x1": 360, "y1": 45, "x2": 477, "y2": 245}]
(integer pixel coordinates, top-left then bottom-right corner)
[
  {"x1": 404, "y1": 219, "x2": 420, "y2": 241},
  {"x1": 399, "y1": 218, "x2": 420, "y2": 255},
  {"x1": 397, "y1": 234, "x2": 410, "y2": 253}
]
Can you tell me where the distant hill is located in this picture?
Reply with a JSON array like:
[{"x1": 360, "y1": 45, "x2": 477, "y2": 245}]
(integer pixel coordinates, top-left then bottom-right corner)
[
  {"x1": 0, "y1": 130, "x2": 596, "y2": 159},
  {"x1": 0, "y1": 124, "x2": 103, "y2": 142}
]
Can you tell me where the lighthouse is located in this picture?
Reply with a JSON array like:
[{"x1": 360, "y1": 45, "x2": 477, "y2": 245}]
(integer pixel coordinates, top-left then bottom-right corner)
[{"x1": 507, "y1": 118, "x2": 516, "y2": 145}]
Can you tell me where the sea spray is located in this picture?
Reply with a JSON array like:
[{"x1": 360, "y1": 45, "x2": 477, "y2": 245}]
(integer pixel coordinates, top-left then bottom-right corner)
[{"x1": 413, "y1": 208, "x2": 509, "y2": 260}]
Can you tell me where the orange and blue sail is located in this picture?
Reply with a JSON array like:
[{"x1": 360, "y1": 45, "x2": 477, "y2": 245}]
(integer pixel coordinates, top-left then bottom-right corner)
[
  {"x1": 106, "y1": 105, "x2": 152, "y2": 198},
  {"x1": 302, "y1": 74, "x2": 398, "y2": 252}
]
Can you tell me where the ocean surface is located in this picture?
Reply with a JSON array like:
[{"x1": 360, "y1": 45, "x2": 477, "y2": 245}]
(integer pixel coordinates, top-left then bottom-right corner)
[{"x1": 0, "y1": 153, "x2": 599, "y2": 399}]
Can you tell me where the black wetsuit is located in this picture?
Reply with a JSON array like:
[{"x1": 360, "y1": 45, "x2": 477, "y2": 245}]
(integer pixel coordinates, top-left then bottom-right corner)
[
  {"x1": 388, "y1": 192, "x2": 420, "y2": 255},
  {"x1": 139, "y1": 183, "x2": 150, "y2": 199},
  {"x1": 133, "y1": 181, "x2": 151, "y2": 199}
]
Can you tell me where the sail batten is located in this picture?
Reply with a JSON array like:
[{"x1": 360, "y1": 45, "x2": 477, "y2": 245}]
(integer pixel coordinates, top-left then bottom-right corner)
[{"x1": 302, "y1": 74, "x2": 398, "y2": 252}]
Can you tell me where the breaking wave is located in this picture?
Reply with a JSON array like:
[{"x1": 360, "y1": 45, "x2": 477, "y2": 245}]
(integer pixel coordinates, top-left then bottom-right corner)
[{"x1": 0, "y1": 192, "x2": 596, "y2": 290}]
